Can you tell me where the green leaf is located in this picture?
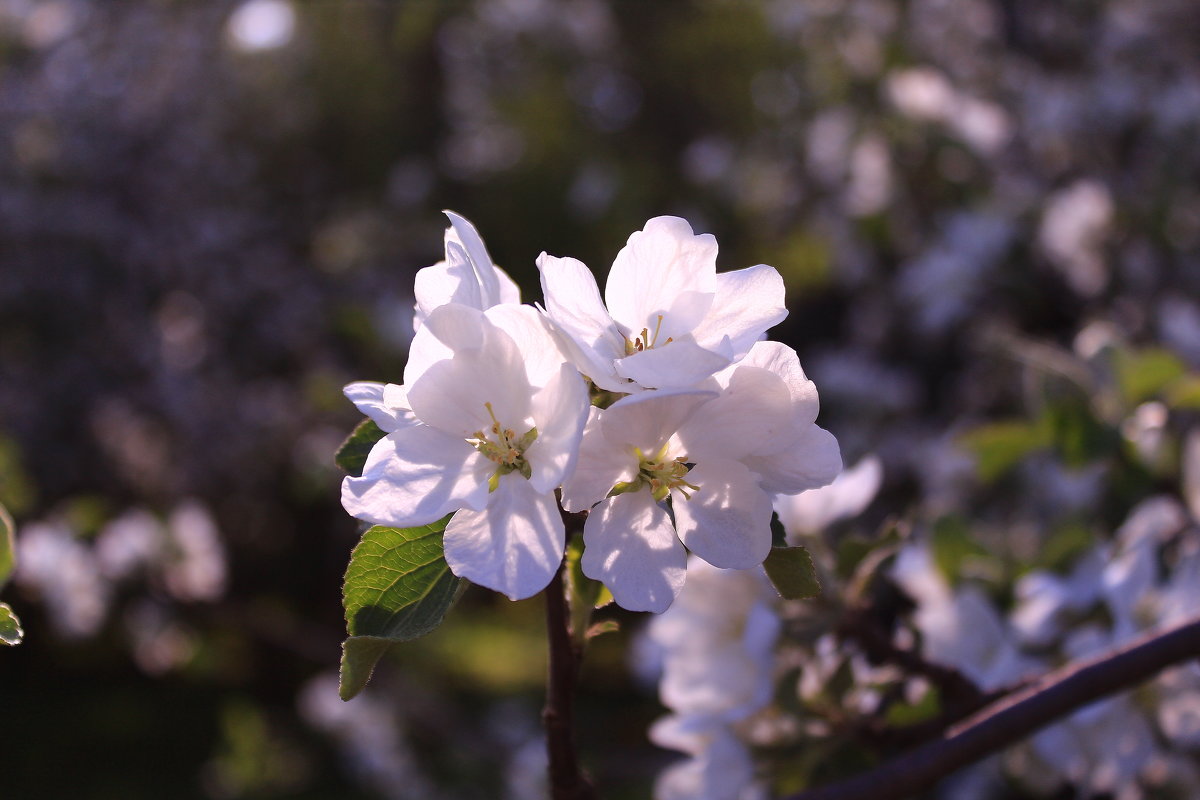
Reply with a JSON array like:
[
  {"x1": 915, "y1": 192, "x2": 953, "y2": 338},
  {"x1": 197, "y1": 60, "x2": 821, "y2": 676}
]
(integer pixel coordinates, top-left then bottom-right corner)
[
  {"x1": 1039, "y1": 521, "x2": 1094, "y2": 573},
  {"x1": 340, "y1": 516, "x2": 462, "y2": 700},
  {"x1": 770, "y1": 511, "x2": 788, "y2": 549},
  {"x1": 335, "y1": 419, "x2": 386, "y2": 477},
  {"x1": 763, "y1": 545, "x2": 820, "y2": 600},
  {"x1": 885, "y1": 683, "x2": 941, "y2": 726},
  {"x1": 930, "y1": 516, "x2": 988, "y2": 584},
  {"x1": 1113, "y1": 347, "x2": 1186, "y2": 406},
  {"x1": 1167, "y1": 375, "x2": 1200, "y2": 410},
  {"x1": 0, "y1": 602, "x2": 22, "y2": 646},
  {"x1": 0, "y1": 500, "x2": 13, "y2": 588},
  {"x1": 1041, "y1": 395, "x2": 1117, "y2": 468},
  {"x1": 958, "y1": 420, "x2": 1049, "y2": 483}
]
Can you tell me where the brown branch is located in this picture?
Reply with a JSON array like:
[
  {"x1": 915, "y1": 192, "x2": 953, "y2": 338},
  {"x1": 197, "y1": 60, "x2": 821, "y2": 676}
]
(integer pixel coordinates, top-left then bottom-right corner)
[
  {"x1": 543, "y1": 557, "x2": 598, "y2": 800},
  {"x1": 837, "y1": 605, "x2": 985, "y2": 707},
  {"x1": 786, "y1": 614, "x2": 1200, "y2": 800}
]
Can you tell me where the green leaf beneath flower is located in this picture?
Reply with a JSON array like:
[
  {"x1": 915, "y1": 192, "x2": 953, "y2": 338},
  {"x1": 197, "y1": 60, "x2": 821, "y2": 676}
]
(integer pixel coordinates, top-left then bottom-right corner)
[
  {"x1": 335, "y1": 419, "x2": 386, "y2": 477},
  {"x1": 764, "y1": 545, "x2": 820, "y2": 600},
  {"x1": 339, "y1": 516, "x2": 462, "y2": 700},
  {"x1": 0, "y1": 602, "x2": 23, "y2": 646}
]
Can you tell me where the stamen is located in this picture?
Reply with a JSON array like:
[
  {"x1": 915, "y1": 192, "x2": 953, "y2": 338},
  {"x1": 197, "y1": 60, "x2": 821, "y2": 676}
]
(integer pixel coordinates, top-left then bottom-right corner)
[
  {"x1": 626, "y1": 443, "x2": 702, "y2": 503},
  {"x1": 650, "y1": 315, "x2": 665, "y2": 347},
  {"x1": 469, "y1": 401, "x2": 538, "y2": 490}
]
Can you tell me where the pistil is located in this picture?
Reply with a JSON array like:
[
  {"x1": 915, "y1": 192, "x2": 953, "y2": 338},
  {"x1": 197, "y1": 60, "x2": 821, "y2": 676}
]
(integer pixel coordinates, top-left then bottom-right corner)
[
  {"x1": 624, "y1": 314, "x2": 674, "y2": 355},
  {"x1": 610, "y1": 442, "x2": 700, "y2": 502},
  {"x1": 467, "y1": 402, "x2": 537, "y2": 486}
]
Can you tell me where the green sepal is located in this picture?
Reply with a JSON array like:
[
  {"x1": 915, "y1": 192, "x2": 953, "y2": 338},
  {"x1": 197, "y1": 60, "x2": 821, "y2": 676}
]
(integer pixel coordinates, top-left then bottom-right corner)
[
  {"x1": 764, "y1": 544, "x2": 821, "y2": 600},
  {"x1": 335, "y1": 419, "x2": 387, "y2": 477},
  {"x1": 339, "y1": 516, "x2": 462, "y2": 700}
]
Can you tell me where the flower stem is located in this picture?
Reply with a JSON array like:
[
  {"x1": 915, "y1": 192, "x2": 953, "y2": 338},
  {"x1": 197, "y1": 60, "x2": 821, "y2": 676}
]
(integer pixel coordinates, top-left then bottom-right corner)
[{"x1": 543, "y1": 559, "x2": 598, "y2": 800}]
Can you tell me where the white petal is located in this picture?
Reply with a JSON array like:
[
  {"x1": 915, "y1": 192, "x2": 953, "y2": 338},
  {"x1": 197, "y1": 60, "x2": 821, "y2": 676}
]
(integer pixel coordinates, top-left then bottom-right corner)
[
  {"x1": 484, "y1": 303, "x2": 567, "y2": 390},
  {"x1": 406, "y1": 317, "x2": 533, "y2": 437},
  {"x1": 1183, "y1": 429, "x2": 1200, "y2": 523},
  {"x1": 537, "y1": 252, "x2": 627, "y2": 391},
  {"x1": 605, "y1": 216, "x2": 717, "y2": 342},
  {"x1": 775, "y1": 454, "x2": 882, "y2": 537},
  {"x1": 443, "y1": 475, "x2": 564, "y2": 600},
  {"x1": 652, "y1": 725, "x2": 757, "y2": 800},
  {"x1": 600, "y1": 389, "x2": 715, "y2": 455},
  {"x1": 425, "y1": 301, "x2": 492, "y2": 349},
  {"x1": 673, "y1": 458, "x2": 774, "y2": 570},
  {"x1": 343, "y1": 382, "x2": 416, "y2": 432},
  {"x1": 444, "y1": 210, "x2": 501, "y2": 304},
  {"x1": 413, "y1": 243, "x2": 482, "y2": 325},
  {"x1": 403, "y1": 321, "x2": 452, "y2": 388},
  {"x1": 614, "y1": 334, "x2": 732, "y2": 390},
  {"x1": 560, "y1": 407, "x2": 638, "y2": 512},
  {"x1": 404, "y1": 302, "x2": 491, "y2": 388},
  {"x1": 582, "y1": 491, "x2": 686, "y2": 613},
  {"x1": 341, "y1": 426, "x2": 491, "y2": 528},
  {"x1": 525, "y1": 363, "x2": 590, "y2": 493},
  {"x1": 743, "y1": 424, "x2": 842, "y2": 495},
  {"x1": 694, "y1": 264, "x2": 788, "y2": 360},
  {"x1": 728, "y1": 341, "x2": 819, "y2": 427},
  {"x1": 496, "y1": 265, "x2": 522, "y2": 305},
  {"x1": 676, "y1": 365, "x2": 795, "y2": 461}
]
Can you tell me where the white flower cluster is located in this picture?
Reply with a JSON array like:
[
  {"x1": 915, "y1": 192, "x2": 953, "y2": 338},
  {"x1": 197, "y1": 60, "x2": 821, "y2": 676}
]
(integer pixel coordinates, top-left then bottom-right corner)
[
  {"x1": 15, "y1": 501, "x2": 225, "y2": 671},
  {"x1": 340, "y1": 212, "x2": 841, "y2": 612},
  {"x1": 638, "y1": 455, "x2": 883, "y2": 800},
  {"x1": 895, "y1": 496, "x2": 1200, "y2": 799},
  {"x1": 646, "y1": 558, "x2": 779, "y2": 800}
]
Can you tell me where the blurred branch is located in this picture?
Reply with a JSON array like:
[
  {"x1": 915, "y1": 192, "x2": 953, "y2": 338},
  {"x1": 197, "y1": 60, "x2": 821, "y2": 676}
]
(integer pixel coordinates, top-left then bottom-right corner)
[
  {"x1": 543, "y1": 509, "x2": 597, "y2": 800},
  {"x1": 837, "y1": 604, "x2": 986, "y2": 707},
  {"x1": 787, "y1": 614, "x2": 1200, "y2": 800}
]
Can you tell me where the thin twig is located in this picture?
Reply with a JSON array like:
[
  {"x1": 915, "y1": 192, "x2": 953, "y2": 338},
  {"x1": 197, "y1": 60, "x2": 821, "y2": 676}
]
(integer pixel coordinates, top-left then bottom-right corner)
[
  {"x1": 837, "y1": 605, "x2": 985, "y2": 707},
  {"x1": 543, "y1": 560, "x2": 598, "y2": 800},
  {"x1": 787, "y1": 614, "x2": 1200, "y2": 800}
]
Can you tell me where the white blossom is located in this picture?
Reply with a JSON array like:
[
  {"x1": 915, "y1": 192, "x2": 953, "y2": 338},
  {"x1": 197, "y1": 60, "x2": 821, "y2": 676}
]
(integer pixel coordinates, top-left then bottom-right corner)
[
  {"x1": 341, "y1": 303, "x2": 589, "y2": 600},
  {"x1": 561, "y1": 340, "x2": 840, "y2": 612},
  {"x1": 412, "y1": 210, "x2": 521, "y2": 331},
  {"x1": 16, "y1": 520, "x2": 110, "y2": 638},
  {"x1": 538, "y1": 216, "x2": 787, "y2": 392},
  {"x1": 646, "y1": 559, "x2": 779, "y2": 800}
]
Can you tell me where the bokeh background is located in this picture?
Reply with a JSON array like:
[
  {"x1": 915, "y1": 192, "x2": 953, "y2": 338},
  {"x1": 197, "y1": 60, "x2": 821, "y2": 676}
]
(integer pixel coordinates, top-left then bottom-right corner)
[{"x1": 2, "y1": 0, "x2": 1200, "y2": 798}]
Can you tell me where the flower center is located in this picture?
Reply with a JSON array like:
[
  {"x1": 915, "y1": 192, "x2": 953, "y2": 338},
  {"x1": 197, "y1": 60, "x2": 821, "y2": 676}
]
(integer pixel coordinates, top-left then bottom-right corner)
[
  {"x1": 610, "y1": 442, "x2": 699, "y2": 502},
  {"x1": 467, "y1": 402, "x2": 537, "y2": 488},
  {"x1": 624, "y1": 314, "x2": 674, "y2": 356}
]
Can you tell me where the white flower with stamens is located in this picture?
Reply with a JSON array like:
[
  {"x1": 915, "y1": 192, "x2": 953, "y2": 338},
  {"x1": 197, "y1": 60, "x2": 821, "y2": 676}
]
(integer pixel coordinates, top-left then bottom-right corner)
[
  {"x1": 538, "y1": 216, "x2": 787, "y2": 392},
  {"x1": 341, "y1": 303, "x2": 589, "y2": 600},
  {"x1": 561, "y1": 341, "x2": 840, "y2": 612},
  {"x1": 413, "y1": 211, "x2": 521, "y2": 331}
]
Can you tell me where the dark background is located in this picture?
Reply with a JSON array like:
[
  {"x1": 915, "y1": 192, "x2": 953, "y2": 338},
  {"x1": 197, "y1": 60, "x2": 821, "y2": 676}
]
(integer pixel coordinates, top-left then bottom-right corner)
[{"x1": 1, "y1": 1, "x2": 1198, "y2": 797}]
